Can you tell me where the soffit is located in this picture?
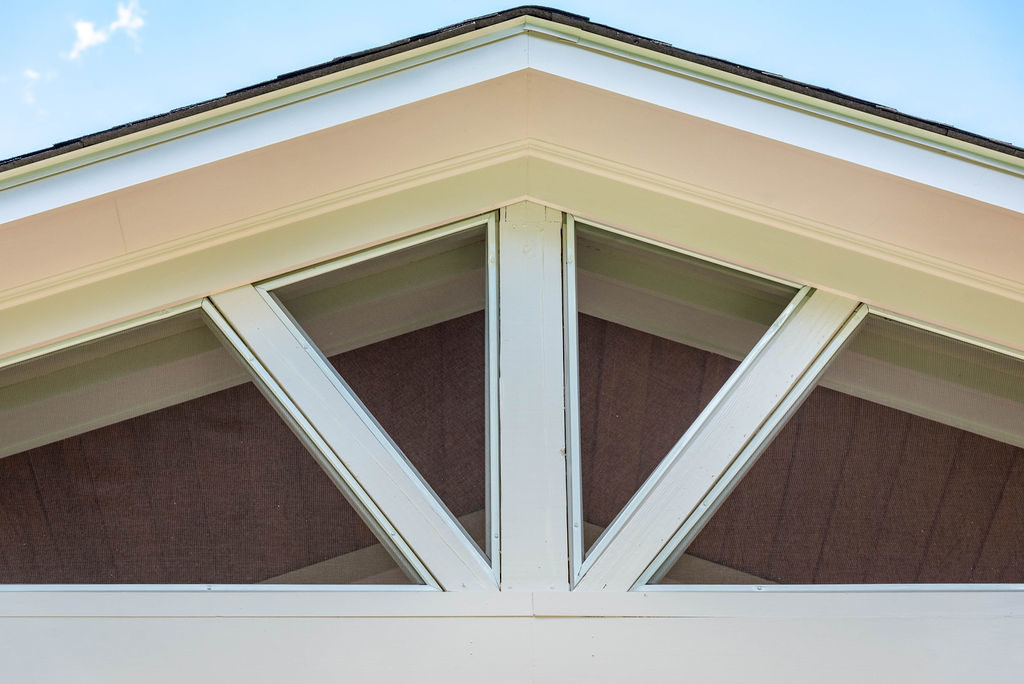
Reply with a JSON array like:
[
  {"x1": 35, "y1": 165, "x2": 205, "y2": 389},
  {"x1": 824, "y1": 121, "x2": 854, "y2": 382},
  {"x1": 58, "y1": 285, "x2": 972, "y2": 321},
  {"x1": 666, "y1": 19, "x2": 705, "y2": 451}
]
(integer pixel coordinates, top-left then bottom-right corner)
[{"x1": 1, "y1": 75, "x2": 1022, "y2": 359}]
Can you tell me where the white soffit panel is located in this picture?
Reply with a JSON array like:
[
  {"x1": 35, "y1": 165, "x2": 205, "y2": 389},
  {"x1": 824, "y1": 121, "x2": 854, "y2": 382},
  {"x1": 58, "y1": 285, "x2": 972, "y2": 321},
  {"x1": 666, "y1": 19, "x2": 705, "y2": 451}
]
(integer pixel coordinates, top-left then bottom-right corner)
[
  {"x1": 0, "y1": 29, "x2": 531, "y2": 224},
  {"x1": 523, "y1": 31, "x2": 1024, "y2": 214},
  {"x1": 2, "y1": 16, "x2": 1022, "y2": 225}
]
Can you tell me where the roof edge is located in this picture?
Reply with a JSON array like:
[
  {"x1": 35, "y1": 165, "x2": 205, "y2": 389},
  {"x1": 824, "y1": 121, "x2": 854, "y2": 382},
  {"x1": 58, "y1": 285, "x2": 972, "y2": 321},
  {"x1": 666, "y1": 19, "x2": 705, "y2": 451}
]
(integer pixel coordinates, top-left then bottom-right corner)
[{"x1": 2, "y1": 5, "x2": 1021, "y2": 181}]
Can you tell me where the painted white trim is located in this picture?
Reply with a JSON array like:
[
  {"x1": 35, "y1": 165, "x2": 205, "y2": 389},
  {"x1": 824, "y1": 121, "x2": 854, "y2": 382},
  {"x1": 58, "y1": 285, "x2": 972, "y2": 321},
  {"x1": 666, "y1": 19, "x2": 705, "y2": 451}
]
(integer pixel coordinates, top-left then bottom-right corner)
[
  {"x1": 562, "y1": 216, "x2": 585, "y2": 584},
  {"x1": 7, "y1": 137, "x2": 1021, "y2": 328},
  {"x1": 868, "y1": 306, "x2": 1024, "y2": 364},
  {"x1": 571, "y1": 215, "x2": 801, "y2": 289},
  {"x1": 576, "y1": 285, "x2": 811, "y2": 583},
  {"x1": 4, "y1": 18, "x2": 1022, "y2": 225},
  {"x1": 636, "y1": 304, "x2": 869, "y2": 587},
  {"x1": 257, "y1": 214, "x2": 495, "y2": 291},
  {"x1": 0, "y1": 299, "x2": 201, "y2": 371},
  {"x1": 521, "y1": 17, "x2": 1024, "y2": 177},
  {"x1": 484, "y1": 216, "x2": 501, "y2": 579},
  {"x1": 202, "y1": 298, "x2": 436, "y2": 587},
  {"x1": 497, "y1": 201, "x2": 570, "y2": 590},
  {"x1": 0, "y1": 587, "x2": 1018, "y2": 617},
  {"x1": 528, "y1": 143, "x2": 1024, "y2": 305},
  {"x1": 0, "y1": 23, "x2": 529, "y2": 192},
  {"x1": 0, "y1": 146, "x2": 526, "y2": 314},
  {"x1": 533, "y1": 587, "x2": 1024, "y2": 618},
  {"x1": 576, "y1": 289, "x2": 860, "y2": 591},
  {"x1": 525, "y1": 33, "x2": 1024, "y2": 213},
  {"x1": 256, "y1": 212, "x2": 501, "y2": 579},
  {"x1": 210, "y1": 286, "x2": 496, "y2": 591},
  {"x1": 0, "y1": 609, "x2": 1018, "y2": 683},
  {"x1": 0, "y1": 32, "x2": 531, "y2": 225}
]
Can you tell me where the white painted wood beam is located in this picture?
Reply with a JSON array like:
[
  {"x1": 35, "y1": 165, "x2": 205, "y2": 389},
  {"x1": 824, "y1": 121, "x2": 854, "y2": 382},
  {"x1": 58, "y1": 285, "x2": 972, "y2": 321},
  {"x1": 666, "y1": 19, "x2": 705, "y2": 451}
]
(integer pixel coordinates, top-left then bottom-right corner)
[
  {"x1": 576, "y1": 288, "x2": 861, "y2": 591},
  {"x1": 497, "y1": 201, "x2": 570, "y2": 590},
  {"x1": 210, "y1": 285, "x2": 496, "y2": 591}
]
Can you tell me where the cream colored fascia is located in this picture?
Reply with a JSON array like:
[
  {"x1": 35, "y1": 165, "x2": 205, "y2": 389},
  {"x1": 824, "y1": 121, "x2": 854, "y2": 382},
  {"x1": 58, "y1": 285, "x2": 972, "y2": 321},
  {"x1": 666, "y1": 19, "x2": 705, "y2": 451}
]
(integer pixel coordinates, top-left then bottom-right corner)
[
  {"x1": 0, "y1": 299, "x2": 203, "y2": 371},
  {"x1": 0, "y1": 17, "x2": 533, "y2": 193},
  {"x1": 4, "y1": 14, "x2": 1021, "y2": 195},
  {"x1": 521, "y1": 17, "x2": 1024, "y2": 177}
]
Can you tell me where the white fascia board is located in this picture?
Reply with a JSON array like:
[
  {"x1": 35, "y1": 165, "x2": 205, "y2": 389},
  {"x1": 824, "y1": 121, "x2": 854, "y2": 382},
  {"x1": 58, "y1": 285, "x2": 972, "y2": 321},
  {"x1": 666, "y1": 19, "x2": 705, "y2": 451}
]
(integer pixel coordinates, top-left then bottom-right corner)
[
  {"x1": 0, "y1": 25, "x2": 532, "y2": 225},
  {"x1": 3, "y1": 15, "x2": 1022, "y2": 226},
  {"x1": 523, "y1": 29, "x2": 1024, "y2": 214}
]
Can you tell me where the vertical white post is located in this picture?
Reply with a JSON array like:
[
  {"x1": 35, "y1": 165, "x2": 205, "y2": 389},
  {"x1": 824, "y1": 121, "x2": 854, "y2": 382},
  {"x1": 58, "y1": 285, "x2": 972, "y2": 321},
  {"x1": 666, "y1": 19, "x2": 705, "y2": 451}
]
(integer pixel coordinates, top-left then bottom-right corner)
[
  {"x1": 562, "y1": 216, "x2": 585, "y2": 583},
  {"x1": 485, "y1": 215, "x2": 501, "y2": 578},
  {"x1": 498, "y1": 201, "x2": 570, "y2": 591}
]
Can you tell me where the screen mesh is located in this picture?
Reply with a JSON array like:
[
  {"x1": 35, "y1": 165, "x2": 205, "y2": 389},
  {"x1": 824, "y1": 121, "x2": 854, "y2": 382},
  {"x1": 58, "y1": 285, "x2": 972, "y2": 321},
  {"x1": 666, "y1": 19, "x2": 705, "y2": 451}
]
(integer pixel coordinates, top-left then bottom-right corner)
[
  {"x1": 573, "y1": 224, "x2": 797, "y2": 553},
  {"x1": 655, "y1": 315, "x2": 1024, "y2": 584},
  {"x1": 0, "y1": 311, "x2": 417, "y2": 584},
  {"x1": 274, "y1": 227, "x2": 490, "y2": 554}
]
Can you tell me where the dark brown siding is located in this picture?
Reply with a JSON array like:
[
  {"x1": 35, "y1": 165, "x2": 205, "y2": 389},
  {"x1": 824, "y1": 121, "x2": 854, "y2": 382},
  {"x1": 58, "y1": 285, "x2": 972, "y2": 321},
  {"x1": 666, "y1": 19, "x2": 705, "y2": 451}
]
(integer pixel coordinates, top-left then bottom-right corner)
[
  {"x1": 579, "y1": 314, "x2": 739, "y2": 536},
  {"x1": 685, "y1": 386, "x2": 1024, "y2": 583},
  {"x1": 0, "y1": 382, "x2": 390, "y2": 583}
]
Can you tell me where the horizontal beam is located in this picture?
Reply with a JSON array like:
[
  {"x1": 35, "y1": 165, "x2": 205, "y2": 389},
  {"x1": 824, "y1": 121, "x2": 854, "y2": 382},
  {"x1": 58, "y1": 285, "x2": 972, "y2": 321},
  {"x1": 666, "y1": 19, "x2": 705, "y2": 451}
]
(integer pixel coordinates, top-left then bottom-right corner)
[
  {"x1": 0, "y1": 586, "x2": 1019, "y2": 618},
  {"x1": 0, "y1": 602, "x2": 1021, "y2": 683}
]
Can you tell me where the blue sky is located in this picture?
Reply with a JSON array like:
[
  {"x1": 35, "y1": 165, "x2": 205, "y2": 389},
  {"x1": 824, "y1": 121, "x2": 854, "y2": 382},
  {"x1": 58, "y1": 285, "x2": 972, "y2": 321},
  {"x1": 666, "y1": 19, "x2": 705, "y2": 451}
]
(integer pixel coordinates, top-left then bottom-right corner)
[{"x1": 2, "y1": 1, "x2": 1022, "y2": 162}]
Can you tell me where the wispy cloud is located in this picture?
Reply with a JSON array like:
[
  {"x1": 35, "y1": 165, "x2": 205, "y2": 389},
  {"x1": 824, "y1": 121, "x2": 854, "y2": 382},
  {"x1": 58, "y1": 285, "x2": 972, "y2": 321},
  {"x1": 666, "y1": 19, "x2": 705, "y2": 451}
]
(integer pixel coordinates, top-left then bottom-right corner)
[
  {"x1": 110, "y1": 1, "x2": 144, "y2": 36},
  {"x1": 67, "y1": 2, "x2": 145, "y2": 60},
  {"x1": 22, "y1": 68, "x2": 41, "y2": 105},
  {"x1": 69, "y1": 21, "x2": 109, "y2": 60}
]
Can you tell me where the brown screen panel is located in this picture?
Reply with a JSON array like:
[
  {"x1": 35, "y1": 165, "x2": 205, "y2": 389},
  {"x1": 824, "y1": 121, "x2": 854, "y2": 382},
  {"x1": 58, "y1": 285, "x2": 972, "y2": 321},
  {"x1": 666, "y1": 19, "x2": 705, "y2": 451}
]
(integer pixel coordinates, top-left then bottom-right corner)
[
  {"x1": 573, "y1": 224, "x2": 796, "y2": 554},
  {"x1": 656, "y1": 316, "x2": 1024, "y2": 584},
  {"x1": 0, "y1": 312, "x2": 417, "y2": 584},
  {"x1": 579, "y1": 315, "x2": 739, "y2": 533},
  {"x1": 327, "y1": 312, "x2": 487, "y2": 549},
  {"x1": 274, "y1": 227, "x2": 490, "y2": 555}
]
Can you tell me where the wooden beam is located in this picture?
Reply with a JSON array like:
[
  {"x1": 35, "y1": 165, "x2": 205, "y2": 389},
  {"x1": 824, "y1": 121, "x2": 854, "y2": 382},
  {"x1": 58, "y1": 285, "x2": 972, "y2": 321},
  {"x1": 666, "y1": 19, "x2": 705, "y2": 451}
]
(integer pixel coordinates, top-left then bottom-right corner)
[
  {"x1": 210, "y1": 285, "x2": 496, "y2": 591},
  {"x1": 577, "y1": 289, "x2": 861, "y2": 591},
  {"x1": 498, "y1": 201, "x2": 570, "y2": 591}
]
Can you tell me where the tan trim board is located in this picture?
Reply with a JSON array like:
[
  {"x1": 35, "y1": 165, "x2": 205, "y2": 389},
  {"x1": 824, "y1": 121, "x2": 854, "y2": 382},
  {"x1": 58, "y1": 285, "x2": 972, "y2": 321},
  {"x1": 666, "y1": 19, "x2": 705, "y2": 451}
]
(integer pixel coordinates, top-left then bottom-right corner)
[
  {"x1": 0, "y1": 610, "x2": 1019, "y2": 683},
  {"x1": 0, "y1": 586, "x2": 1019, "y2": 618},
  {"x1": 0, "y1": 161, "x2": 528, "y2": 361},
  {"x1": 526, "y1": 159, "x2": 1024, "y2": 353}
]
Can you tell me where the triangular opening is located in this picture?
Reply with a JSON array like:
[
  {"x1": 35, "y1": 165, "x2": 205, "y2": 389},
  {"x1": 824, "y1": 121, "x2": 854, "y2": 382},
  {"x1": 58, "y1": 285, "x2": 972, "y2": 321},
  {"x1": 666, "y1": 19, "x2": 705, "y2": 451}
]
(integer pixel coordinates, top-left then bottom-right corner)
[
  {"x1": 272, "y1": 225, "x2": 492, "y2": 557},
  {"x1": 652, "y1": 315, "x2": 1024, "y2": 585},
  {"x1": 0, "y1": 310, "x2": 419, "y2": 584},
  {"x1": 570, "y1": 224, "x2": 798, "y2": 555}
]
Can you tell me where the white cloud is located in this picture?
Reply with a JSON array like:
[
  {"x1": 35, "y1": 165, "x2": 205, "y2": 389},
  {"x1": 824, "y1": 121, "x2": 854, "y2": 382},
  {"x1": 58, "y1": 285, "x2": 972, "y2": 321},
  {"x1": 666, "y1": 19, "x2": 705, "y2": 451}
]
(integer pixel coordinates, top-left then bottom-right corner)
[
  {"x1": 22, "y1": 68, "x2": 41, "y2": 105},
  {"x1": 67, "y1": 2, "x2": 145, "y2": 60},
  {"x1": 110, "y1": 1, "x2": 144, "y2": 36},
  {"x1": 69, "y1": 21, "x2": 109, "y2": 60}
]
